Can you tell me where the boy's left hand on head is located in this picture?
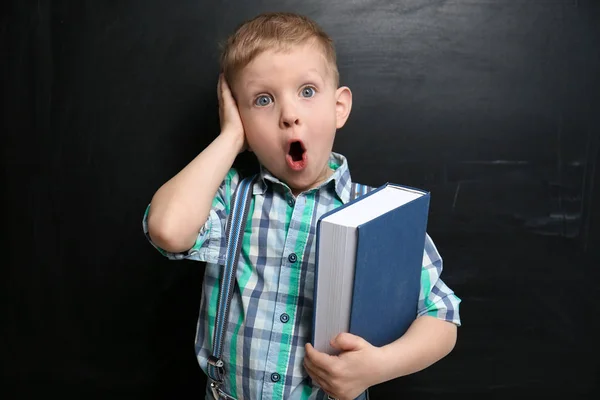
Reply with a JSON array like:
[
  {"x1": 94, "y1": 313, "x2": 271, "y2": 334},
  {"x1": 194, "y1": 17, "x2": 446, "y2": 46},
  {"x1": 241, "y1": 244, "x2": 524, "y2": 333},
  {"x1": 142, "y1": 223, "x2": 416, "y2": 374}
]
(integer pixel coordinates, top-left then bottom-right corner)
[{"x1": 304, "y1": 333, "x2": 383, "y2": 400}]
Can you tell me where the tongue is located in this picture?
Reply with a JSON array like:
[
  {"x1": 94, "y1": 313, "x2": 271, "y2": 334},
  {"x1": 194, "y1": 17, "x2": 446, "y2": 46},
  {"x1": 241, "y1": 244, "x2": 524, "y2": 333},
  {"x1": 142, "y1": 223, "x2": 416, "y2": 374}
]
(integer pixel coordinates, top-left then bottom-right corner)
[{"x1": 286, "y1": 142, "x2": 306, "y2": 170}]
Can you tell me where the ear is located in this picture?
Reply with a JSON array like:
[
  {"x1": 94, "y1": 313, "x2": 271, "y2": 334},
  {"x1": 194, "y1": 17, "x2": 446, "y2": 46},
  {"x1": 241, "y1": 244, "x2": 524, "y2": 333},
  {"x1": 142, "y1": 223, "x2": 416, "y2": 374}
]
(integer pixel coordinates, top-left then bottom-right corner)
[{"x1": 335, "y1": 86, "x2": 352, "y2": 129}]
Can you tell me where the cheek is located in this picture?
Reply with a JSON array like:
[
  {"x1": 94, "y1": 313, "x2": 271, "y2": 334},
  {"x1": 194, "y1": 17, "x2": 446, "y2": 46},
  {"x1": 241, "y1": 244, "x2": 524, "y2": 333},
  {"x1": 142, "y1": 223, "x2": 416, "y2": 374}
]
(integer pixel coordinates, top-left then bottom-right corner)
[
  {"x1": 238, "y1": 107, "x2": 254, "y2": 127},
  {"x1": 240, "y1": 109, "x2": 265, "y2": 135},
  {"x1": 239, "y1": 110, "x2": 276, "y2": 150},
  {"x1": 308, "y1": 103, "x2": 337, "y2": 135}
]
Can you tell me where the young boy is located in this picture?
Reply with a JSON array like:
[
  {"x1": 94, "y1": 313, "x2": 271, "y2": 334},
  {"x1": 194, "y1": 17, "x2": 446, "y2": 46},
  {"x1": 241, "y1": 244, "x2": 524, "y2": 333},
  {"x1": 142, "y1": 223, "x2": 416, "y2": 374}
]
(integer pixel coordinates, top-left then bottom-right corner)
[{"x1": 143, "y1": 12, "x2": 461, "y2": 400}]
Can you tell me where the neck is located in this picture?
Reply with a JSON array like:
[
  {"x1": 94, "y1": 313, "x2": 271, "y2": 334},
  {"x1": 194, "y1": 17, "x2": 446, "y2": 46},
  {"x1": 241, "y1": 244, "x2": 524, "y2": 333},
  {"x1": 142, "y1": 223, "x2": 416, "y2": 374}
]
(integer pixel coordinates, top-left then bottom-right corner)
[{"x1": 290, "y1": 166, "x2": 334, "y2": 197}]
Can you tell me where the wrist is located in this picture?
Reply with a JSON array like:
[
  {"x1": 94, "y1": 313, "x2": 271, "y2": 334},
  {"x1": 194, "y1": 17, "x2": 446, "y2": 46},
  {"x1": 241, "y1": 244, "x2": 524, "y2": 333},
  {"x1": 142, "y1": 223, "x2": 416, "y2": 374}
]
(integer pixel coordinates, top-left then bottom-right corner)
[
  {"x1": 372, "y1": 340, "x2": 409, "y2": 384},
  {"x1": 354, "y1": 345, "x2": 393, "y2": 390},
  {"x1": 220, "y1": 128, "x2": 246, "y2": 154}
]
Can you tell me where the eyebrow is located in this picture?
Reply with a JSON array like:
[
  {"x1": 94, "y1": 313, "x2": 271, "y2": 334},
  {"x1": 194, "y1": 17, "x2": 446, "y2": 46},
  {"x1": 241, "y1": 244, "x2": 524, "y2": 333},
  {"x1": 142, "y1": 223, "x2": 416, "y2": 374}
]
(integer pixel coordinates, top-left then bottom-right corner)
[
  {"x1": 304, "y1": 68, "x2": 326, "y2": 83},
  {"x1": 244, "y1": 68, "x2": 326, "y2": 90}
]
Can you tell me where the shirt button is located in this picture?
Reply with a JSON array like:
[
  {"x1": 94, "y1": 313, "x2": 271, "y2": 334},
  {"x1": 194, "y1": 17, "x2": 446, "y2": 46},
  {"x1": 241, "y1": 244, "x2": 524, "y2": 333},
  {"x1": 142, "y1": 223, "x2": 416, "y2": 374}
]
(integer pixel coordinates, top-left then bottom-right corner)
[
  {"x1": 288, "y1": 253, "x2": 297, "y2": 263},
  {"x1": 280, "y1": 313, "x2": 290, "y2": 323},
  {"x1": 287, "y1": 198, "x2": 295, "y2": 207},
  {"x1": 271, "y1": 372, "x2": 281, "y2": 382}
]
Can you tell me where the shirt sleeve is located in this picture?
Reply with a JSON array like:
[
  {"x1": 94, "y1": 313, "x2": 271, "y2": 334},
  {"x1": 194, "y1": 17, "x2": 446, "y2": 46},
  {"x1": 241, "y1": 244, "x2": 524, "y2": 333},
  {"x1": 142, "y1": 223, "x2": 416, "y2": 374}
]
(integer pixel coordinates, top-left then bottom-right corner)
[
  {"x1": 141, "y1": 169, "x2": 240, "y2": 264},
  {"x1": 417, "y1": 234, "x2": 462, "y2": 326}
]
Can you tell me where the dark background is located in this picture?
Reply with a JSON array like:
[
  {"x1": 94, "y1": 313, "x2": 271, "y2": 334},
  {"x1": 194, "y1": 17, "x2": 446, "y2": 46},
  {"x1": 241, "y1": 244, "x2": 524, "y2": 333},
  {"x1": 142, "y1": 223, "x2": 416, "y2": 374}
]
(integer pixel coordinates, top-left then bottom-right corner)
[{"x1": 3, "y1": 0, "x2": 599, "y2": 398}]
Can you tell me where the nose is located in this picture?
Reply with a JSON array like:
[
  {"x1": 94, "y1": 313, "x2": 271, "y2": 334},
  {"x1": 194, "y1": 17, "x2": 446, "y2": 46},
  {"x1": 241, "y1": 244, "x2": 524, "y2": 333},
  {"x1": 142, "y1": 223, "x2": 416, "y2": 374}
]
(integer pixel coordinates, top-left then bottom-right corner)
[{"x1": 279, "y1": 99, "x2": 300, "y2": 129}]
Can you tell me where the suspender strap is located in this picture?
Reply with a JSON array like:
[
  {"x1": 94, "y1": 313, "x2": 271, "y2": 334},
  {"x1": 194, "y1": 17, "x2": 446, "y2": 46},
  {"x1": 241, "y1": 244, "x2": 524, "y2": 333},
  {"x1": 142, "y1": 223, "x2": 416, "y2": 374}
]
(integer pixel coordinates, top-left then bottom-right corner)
[
  {"x1": 207, "y1": 175, "x2": 255, "y2": 389},
  {"x1": 350, "y1": 182, "x2": 372, "y2": 200}
]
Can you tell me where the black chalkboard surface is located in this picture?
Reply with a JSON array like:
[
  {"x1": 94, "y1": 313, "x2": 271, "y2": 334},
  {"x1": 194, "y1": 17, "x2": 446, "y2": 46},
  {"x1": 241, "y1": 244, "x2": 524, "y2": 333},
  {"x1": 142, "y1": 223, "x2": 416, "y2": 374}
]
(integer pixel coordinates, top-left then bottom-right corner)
[{"x1": 3, "y1": 0, "x2": 599, "y2": 398}]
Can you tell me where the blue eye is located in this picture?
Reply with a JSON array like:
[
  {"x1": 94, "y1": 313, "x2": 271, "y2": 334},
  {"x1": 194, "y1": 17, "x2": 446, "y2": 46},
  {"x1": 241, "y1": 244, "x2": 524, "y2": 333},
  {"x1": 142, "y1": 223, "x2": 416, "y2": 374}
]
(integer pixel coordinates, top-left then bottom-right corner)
[
  {"x1": 301, "y1": 87, "x2": 315, "y2": 98},
  {"x1": 254, "y1": 95, "x2": 273, "y2": 107}
]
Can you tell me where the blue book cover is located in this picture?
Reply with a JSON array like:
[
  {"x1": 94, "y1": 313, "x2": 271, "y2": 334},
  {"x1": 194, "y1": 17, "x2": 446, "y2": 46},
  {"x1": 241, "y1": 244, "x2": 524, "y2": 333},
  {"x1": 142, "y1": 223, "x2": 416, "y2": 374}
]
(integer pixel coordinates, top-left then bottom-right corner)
[{"x1": 312, "y1": 183, "x2": 430, "y2": 353}]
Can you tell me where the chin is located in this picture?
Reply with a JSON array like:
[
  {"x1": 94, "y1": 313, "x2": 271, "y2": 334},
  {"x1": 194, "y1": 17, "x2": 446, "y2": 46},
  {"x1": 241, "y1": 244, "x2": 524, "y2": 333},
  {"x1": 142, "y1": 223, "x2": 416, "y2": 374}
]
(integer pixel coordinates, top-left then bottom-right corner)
[
  {"x1": 289, "y1": 171, "x2": 325, "y2": 192},
  {"x1": 265, "y1": 160, "x2": 329, "y2": 193}
]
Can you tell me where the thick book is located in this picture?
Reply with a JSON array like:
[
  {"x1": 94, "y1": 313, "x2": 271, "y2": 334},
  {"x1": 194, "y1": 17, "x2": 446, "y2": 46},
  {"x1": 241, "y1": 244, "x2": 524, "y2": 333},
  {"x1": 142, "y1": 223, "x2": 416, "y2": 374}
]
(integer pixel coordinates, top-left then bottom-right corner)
[{"x1": 312, "y1": 183, "x2": 430, "y2": 355}]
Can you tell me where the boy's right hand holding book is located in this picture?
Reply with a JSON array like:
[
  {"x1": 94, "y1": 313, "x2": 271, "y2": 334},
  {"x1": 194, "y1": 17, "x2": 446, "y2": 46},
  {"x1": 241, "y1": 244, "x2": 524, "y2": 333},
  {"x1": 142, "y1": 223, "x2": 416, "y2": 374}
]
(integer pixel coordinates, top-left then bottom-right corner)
[{"x1": 146, "y1": 74, "x2": 246, "y2": 253}]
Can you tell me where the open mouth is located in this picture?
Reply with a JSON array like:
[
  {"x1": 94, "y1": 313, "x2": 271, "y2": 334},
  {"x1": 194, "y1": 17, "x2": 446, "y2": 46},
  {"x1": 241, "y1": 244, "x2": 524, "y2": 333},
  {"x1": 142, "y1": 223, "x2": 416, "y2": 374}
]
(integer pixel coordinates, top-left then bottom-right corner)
[
  {"x1": 286, "y1": 140, "x2": 307, "y2": 170},
  {"x1": 289, "y1": 141, "x2": 305, "y2": 161}
]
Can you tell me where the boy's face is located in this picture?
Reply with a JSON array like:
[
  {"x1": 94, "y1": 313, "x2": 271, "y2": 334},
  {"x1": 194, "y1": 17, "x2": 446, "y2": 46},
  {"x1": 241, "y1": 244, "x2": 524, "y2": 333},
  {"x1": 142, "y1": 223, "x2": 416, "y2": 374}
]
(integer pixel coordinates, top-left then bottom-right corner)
[{"x1": 232, "y1": 42, "x2": 352, "y2": 195}]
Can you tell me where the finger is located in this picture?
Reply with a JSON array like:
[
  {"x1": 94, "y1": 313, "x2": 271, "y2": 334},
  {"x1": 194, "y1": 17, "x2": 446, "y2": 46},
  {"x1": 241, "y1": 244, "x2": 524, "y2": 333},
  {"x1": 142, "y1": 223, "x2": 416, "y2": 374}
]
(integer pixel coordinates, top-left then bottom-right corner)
[
  {"x1": 306, "y1": 349, "x2": 340, "y2": 397},
  {"x1": 306, "y1": 367, "x2": 334, "y2": 398},
  {"x1": 305, "y1": 366, "x2": 326, "y2": 393},
  {"x1": 304, "y1": 353, "x2": 328, "y2": 379},
  {"x1": 304, "y1": 361, "x2": 322, "y2": 384},
  {"x1": 217, "y1": 73, "x2": 223, "y2": 102},
  {"x1": 221, "y1": 80, "x2": 237, "y2": 108},
  {"x1": 330, "y1": 332, "x2": 364, "y2": 352},
  {"x1": 221, "y1": 75, "x2": 231, "y2": 96},
  {"x1": 217, "y1": 74, "x2": 224, "y2": 124},
  {"x1": 304, "y1": 352, "x2": 333, "y2": 390},
  {"x1": 305, "y1": 343, "x2": 336, "y2": 371}
]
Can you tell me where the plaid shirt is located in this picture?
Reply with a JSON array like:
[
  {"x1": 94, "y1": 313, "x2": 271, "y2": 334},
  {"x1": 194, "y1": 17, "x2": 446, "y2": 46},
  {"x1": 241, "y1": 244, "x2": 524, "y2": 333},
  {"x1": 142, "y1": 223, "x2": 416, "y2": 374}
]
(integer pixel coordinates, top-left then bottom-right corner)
[{"x1": 143, "y1": 152, "x2": 461, "y2": 400}]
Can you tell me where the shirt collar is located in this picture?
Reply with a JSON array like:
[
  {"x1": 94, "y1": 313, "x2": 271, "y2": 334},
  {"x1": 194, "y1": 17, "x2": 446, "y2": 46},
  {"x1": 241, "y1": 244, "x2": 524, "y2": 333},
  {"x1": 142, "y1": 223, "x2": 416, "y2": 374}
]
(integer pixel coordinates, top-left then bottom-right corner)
[{"x1": 253, "y1": 152, "x2": 353, "y2": 203}]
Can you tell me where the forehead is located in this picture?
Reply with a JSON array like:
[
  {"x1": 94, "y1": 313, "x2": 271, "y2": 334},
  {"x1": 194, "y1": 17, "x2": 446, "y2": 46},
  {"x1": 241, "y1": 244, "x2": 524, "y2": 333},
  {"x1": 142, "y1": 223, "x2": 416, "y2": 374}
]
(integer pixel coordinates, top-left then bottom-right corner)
[{"x1": 236, "y1": 43, "x2": 334, "y2": 89}]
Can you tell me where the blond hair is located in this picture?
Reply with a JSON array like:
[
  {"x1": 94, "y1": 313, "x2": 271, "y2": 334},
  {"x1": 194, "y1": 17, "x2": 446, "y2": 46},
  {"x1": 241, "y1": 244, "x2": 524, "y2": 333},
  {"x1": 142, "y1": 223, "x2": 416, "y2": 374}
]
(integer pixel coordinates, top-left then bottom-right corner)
[{"x1": 220, "y1": 12, "x2": 339, "y2": 88}]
